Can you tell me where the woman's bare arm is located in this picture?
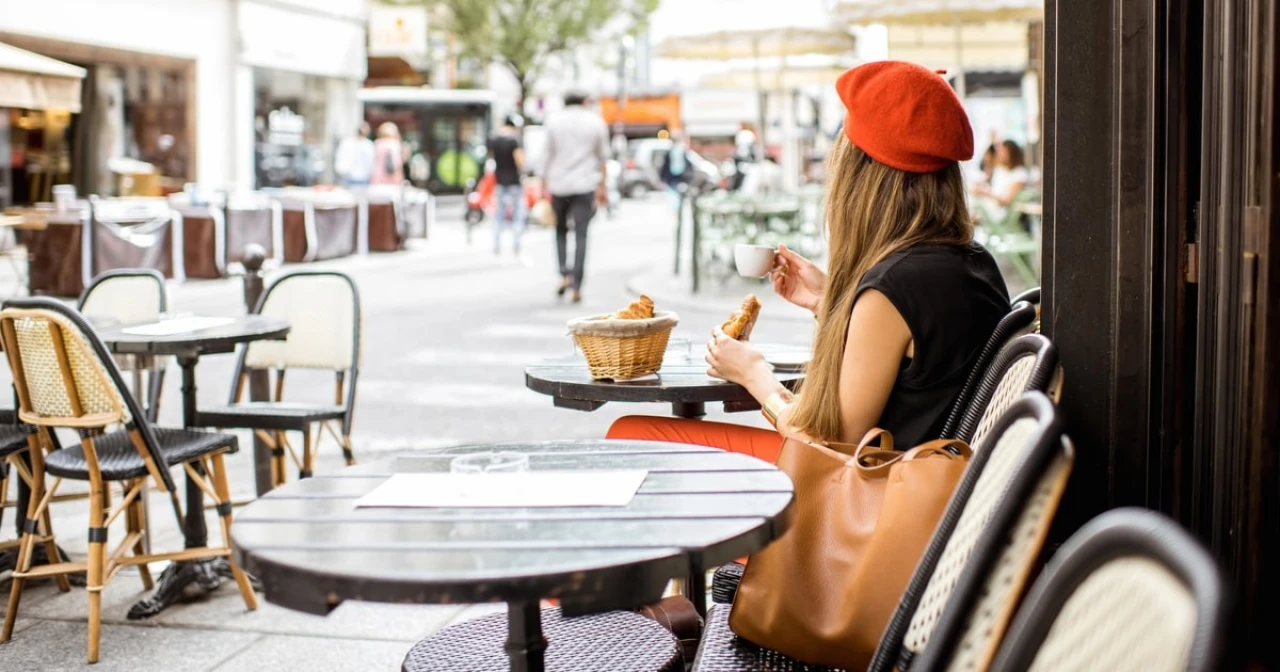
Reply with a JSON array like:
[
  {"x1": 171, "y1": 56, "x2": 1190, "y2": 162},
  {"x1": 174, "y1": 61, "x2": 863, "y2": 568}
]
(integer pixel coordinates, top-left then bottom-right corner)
[{"x1": 833, "y1": 289, "x2": 913, "y2": 444}]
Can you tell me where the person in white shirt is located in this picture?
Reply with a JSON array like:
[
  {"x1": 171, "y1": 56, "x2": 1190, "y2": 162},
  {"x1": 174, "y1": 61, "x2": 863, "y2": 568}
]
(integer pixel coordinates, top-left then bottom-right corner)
[
  {"x1": 973, "y1": 140, "x2": 1030, "y2": 223},
  {"x1": 334, "y1": 123, "x2": 375, "y2": 187},
  {"x1": 542, "y1": 90, "x2": 609, "y2": 303}
]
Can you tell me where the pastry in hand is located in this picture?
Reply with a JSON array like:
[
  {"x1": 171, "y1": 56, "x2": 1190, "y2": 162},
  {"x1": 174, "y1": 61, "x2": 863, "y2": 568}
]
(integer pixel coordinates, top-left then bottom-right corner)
[
  {"x1": 720, "y1": 294, "x2": 762, "y2": 340},
  {"x1": 614, "y1": 294, "x2": 655, "y2": 320}
]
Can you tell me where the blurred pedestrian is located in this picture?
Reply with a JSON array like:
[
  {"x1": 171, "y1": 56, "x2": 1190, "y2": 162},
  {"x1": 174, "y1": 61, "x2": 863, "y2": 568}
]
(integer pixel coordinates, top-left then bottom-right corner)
[
  {"x1": 542, "y1": 90, "x2": 609, "y2": 304},
  {"x1": 371, "y1": 122, "x2": 407, "y2": 185},
  {"x1": 732, "y1": 122, "x2": 757, "y2": 190},
  {"x1": 488, "y1": 115, "x2": 528, "y2": 255},
  {"x1": 335, "y1": 122, "x2": 375, "y2": 187},
  {"x1": 973, "y1": 139, "x2": 1029, "y2": 223},
  {"x1": 659, "y1": 130, "x2": 694, "y2": 207}
]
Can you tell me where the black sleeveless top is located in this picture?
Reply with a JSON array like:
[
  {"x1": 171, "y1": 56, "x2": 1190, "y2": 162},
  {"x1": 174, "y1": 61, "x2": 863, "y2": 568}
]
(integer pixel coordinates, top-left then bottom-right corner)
[{"x1": 854, "y1": 242, "x2": 1010, "y2": 449}]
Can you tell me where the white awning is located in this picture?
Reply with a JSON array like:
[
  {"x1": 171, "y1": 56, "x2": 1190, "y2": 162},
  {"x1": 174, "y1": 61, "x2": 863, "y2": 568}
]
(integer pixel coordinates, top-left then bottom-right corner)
[{"x1": 0, "y1": 42, "x2": 86, "y2": 112}]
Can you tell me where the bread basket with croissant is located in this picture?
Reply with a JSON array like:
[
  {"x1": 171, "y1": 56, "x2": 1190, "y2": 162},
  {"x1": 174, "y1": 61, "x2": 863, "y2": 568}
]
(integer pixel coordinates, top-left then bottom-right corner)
[{"x1": 567, "y1": 295, "x2": 679, "y2": 380}]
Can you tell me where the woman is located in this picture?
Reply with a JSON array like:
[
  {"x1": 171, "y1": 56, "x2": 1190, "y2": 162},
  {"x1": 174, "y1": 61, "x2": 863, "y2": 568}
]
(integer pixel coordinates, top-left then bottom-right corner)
[
  {"x1": 371, "y1": 122, "x2": 407, "y2": 185},
  {"x1": 973, "y1": 140, "x2": 1030, "y2": 223},
  {"x1": 607, "y1": 61, "x2": 1011, "y2": 460}
]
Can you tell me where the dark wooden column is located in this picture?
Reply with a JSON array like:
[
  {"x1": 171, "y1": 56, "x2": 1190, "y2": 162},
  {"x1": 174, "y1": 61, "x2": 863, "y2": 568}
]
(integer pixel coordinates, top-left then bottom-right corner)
[{"x1": 1041, "y1": 0, "x2": 1176, "y2": 535}]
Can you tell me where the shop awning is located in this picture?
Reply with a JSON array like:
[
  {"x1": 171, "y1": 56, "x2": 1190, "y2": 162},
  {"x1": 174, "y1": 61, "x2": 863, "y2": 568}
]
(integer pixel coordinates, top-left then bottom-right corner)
[{"x1": 0, "y1": 41, "x2": 86, "y2": 112}]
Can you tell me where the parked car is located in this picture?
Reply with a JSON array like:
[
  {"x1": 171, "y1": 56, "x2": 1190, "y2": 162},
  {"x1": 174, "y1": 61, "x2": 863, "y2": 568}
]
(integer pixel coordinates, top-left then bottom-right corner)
[{"x1": 620, "y1": 139, "x2": 721, "y2": 198}]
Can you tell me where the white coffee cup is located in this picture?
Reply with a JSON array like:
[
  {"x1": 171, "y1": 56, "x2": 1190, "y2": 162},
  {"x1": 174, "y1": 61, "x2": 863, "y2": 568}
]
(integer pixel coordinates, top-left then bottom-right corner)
[{"x1": 735, "y1": 243, "x2": 777, "y2": 278}]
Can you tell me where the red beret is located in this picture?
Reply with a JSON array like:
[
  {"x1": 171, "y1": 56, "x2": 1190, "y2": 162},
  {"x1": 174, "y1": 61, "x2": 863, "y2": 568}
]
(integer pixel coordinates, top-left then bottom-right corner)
[{"x1": 836, "y1": 61, "x2": 974, "y2": 173}]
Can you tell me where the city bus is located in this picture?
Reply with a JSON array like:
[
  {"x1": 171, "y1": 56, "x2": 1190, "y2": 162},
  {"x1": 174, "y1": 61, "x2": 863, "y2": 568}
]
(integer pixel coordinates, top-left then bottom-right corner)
[{"x1": 358, "y1": 87, "x2": 497, "y2": 194}]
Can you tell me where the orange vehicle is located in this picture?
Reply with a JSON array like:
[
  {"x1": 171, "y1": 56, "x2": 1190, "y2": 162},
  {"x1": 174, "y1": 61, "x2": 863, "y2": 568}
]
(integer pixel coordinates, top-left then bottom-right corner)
[{"x1": 597, "y1": 92, "x2": 682, "y2": 138}]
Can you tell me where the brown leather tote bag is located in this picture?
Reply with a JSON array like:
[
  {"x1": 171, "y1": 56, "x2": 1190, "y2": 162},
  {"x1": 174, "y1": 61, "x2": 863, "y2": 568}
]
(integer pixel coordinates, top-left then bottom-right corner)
[{"x1": 729, "y1": 429, "x2": 971, "y2": 669}]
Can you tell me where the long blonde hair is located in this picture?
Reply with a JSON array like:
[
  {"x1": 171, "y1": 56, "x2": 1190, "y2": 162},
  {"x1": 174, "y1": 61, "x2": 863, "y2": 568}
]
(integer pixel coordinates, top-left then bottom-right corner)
[{"x1": 789, "y1": 136, "x2": 973, "y2": 442}]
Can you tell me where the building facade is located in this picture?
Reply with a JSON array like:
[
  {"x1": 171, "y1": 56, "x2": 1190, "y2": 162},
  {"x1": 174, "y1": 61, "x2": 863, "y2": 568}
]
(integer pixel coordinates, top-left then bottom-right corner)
[{"x1": 0, "y1": 0, "x2": 370, "y2": 202}]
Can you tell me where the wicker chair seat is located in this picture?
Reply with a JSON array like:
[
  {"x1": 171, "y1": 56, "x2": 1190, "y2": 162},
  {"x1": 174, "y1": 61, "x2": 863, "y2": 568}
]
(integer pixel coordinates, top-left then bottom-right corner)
[
  {"x1": 402, "y1": 607, "x2": 683, "y2": 672},
  {"x1": 199, "y1": 402, "x2": 345, "y2": 431},
  {"x1": 44, "y1": 427, "x2": 237, "y2": 481},
  {"x1": 691, "y1": 605, "x2": 844, "y2": 672},
  {"x1": 0, "y1": 425, "x2": 32, "y2": 458}
]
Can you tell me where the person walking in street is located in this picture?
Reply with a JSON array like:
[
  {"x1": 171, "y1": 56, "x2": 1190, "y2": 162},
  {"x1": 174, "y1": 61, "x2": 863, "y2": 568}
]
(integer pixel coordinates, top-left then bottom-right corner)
[
  {"x1": 542, "y1": 91, "x2": 610, "y2": 303},
  {"x1": 488, "y1": 115, "x2": 528, "y2": 256},
  {"x1": 335, "y1": 122, "x2": 375, "y2": 187},
  {"x1": 659, "y1": 130, "x2": 695, "y2": 210},
  {"x1": 371, "y1": 122, "x2": 408, "y2": 185}
]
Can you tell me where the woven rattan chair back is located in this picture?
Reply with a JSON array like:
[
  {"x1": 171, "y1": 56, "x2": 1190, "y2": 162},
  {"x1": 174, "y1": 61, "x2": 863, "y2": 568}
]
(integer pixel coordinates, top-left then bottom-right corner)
[
  {"x1": 77, "y1": 269, "x2": 168, "y2": 326},
  {"x1": 868, "y1": 392, "x2": 1073, "y2": 672},
  {"x1": 241, "y1": 271, "x2": 359, "y2": 373},
  {"x1": 955, "y1": 334, "x2": 1059, "y2": 452},
  {"x1": 938, "y1": 301, "x2": 1038, "y2": 439},
  {"x1": 0, "y1": 299, "x2": 174, "y2": 491},
  {"x1": 990, "y1": 508, "x2": 1228, "y2": 672}
]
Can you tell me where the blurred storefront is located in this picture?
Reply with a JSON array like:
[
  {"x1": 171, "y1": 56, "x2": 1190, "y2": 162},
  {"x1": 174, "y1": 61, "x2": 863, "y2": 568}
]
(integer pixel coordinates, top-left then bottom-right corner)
[
  {"x1": 237, "y1": 0, "x2": 368, "y2": 189},
  {"x1": 0, "y1": 0, "x2": 232, "y2": 202}
]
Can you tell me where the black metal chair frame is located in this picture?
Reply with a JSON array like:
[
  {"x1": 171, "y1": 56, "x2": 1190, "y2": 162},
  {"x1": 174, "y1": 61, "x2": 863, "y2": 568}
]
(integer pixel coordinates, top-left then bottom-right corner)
[
  {"x1": 880, "y1": 392, "x2": 1071, "y2": 671},
  {"x1": 0, "y1": 297, "x2": 256, "y2": 663},
  {"x1": 938, "y1": 300, "x2": 1039, "y2": 439},
  {"x1": 77, "y1": 268, "x2": 169, "y2": 423},
  {"x1": 989, "y1": 508, "x2": 1229, "y2": 672},
  {"x1": 198, "y1": 269, "x2": 361, "y2": 483},
  {"x1": 1010, "y1": 287, "x2": 1041, "y2": 306}
]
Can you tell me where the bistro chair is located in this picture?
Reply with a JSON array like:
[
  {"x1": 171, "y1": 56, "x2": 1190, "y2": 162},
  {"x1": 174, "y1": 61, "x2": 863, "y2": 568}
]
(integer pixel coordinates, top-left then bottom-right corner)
[
  {"x1": 0, "y1": 410, "x2": 66, "y2": 590},
  {"x1": 952, "y1": 333, "x2": 1062, "y2": 450},
  {"x1": 1011, "y1": 287, "x2": 1041, "y2": 307},
  {"x1": 990, "y1": 508, "x2": 1229, "y2": 672},
  {"x1": 690, "y1": 393, "x2": 1073, "y2": 671},
  {"x1": 77, "y1": 269, "x2": 169, "y2": 422},
  {"x1": 402, "y1": 607, "x2": 684, "y2": 672},
  {"x1": 197, "y1": 270, "x2": 360, "y2": 485},
  {"x1": 710, "y1": 333, "x2": 1062, "y2": 609},
  {"x1": 0, "y1": 298, "x2": 256, "y2": 663},
  {"x1": 937, "y1": 300, "x2": 1039, "y2": 439},
  {"x1": 1010, "y1": 287, "x2": 1042, "y2": 333}
]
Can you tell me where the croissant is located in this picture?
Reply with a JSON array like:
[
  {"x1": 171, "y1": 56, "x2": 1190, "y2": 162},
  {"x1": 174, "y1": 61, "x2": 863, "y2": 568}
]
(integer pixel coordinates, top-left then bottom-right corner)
[
  {"x1": 614, "y1": 294, "x2": 655, "y2": 320},
  {"x1": 720, "y1": 294, "x2": 762, "y2": 340}
]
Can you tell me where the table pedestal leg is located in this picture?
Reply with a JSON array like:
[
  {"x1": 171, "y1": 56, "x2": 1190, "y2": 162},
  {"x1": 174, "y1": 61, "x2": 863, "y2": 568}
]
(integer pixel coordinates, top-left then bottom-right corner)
[
  {"x1": 671, "y1": 401, "x2": 706, "y2": 419},
  {"x1": 504, "y1": 601, "x2": 547, "y2": 672},
  {"x1": 127, "y1": 357, "x2": 258, "y2": 619},
  {"x1": 684, "y1": 556, "x2": 708, "y2": 618}
]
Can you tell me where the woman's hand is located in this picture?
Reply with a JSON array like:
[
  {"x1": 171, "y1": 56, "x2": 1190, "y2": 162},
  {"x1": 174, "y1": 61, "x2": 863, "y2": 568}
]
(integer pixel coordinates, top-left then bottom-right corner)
[
  {"x1": 706, "y1": 327, "x2": 773, "y2": 392},
  {"x1": 770, "y1": 244, "x2": 825, "y2": 314}
]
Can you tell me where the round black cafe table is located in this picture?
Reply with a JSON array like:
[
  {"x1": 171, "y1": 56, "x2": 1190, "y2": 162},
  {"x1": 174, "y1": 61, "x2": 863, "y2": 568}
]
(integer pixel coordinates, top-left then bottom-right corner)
[
  {"x1": 96, "y1": 315, "x2": 290, "y2": 618},
  {"x1": 525, "y1": 343, "x2": 806, "y2": 419},
  {"x1": 231, "y1": 439, "x2": 795, "y2": 672}
]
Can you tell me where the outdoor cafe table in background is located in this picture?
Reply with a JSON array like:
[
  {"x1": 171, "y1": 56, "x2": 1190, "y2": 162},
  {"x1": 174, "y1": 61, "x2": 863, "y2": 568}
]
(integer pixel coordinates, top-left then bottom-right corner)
[
  {"x1": 231, "y1": 439, "x2": 795, "y2": 672},
  {"x1": 94, "y1": 314, "x2": 290, "y2": 618},
  {"x1": 525, "y1": 343, "x2": 806, "y2": 419}
]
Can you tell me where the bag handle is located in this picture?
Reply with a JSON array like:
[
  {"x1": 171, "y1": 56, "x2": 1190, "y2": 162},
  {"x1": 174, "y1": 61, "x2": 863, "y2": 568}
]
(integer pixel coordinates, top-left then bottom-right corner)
[{"x1": 851, "y1": 432, "x2": 972, "y2": 478}]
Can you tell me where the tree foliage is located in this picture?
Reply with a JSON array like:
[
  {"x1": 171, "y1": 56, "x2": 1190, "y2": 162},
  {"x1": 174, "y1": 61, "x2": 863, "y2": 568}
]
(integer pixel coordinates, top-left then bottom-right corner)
[{"x1": 425, "y1": 0, "x2": 659, "y2": 100}]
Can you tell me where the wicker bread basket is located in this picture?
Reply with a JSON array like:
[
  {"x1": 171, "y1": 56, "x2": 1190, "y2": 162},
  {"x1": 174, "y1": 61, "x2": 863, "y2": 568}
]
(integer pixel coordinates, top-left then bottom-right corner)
[{"x1": 567, "y1": 310, "x2": 679, "y2": 380}]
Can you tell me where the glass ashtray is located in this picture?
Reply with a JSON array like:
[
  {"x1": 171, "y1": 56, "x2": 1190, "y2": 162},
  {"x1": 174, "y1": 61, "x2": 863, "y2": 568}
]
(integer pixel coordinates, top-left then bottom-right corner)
[{"x1": 450, "y1": 451, "x2": 530, "y2": 474}]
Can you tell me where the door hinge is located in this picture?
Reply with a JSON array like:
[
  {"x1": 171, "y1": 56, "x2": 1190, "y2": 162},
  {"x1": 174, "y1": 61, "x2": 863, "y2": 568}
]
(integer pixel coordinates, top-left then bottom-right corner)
[
  {"x1": 1243, "y1": 206, "x2": 1262, "y2": 306},
  {"x1": 1185, "y1": 242, "x2": 1199, "y2": 283}
]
